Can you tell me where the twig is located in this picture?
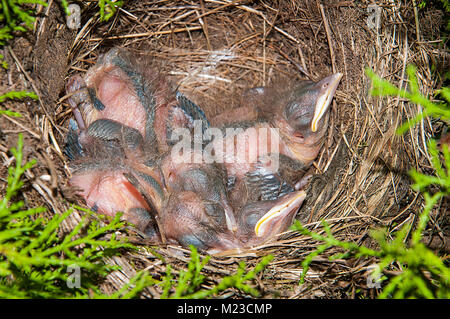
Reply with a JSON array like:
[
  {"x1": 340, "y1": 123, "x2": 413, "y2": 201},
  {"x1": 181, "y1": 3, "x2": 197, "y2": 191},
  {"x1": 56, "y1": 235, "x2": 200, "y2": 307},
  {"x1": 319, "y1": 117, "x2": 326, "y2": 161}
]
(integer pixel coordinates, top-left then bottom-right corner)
[
  {"x1": 88, "y1": 26, "x2": 203, "y2": 41},
  {"x1": 319, "y1": 4, "x2": 336, "y2": 73},
  {"x1": 323, "y1": 136, "x2": 342, "y2": 173},
  {"x1": 276, "y1": 47, "x2": 310, "y2": 79},
  {"x1": 199, "y1": 0, "x2": 212, "y2": 51},
  {"x1": 263, "y1": 19, "x2": 266, "y2": 86},
  {"x1": 296, "y1": 46, "x2": 310, "y2": 78},
  {"x1": 2, "y1": 114, "x2": 40, "y2": 139},
  {"x1": 40, "y1": 150, "x2": 58, "y2": 194},
  {"x1": 36, "y1": 0, "x2": 53, "y2": 42},
  {"x1": 7, "y1": 46, "x2": 62, "y2": 139},
  {"x1": 411, "y1": 0, "x2": 421, "y2": 42},
  {"x1": 362, "y1": 96, "x2": 384, "y2": 137},
  {"x1": 208, "y1": 0, "x2": 300, "y2": 44}
]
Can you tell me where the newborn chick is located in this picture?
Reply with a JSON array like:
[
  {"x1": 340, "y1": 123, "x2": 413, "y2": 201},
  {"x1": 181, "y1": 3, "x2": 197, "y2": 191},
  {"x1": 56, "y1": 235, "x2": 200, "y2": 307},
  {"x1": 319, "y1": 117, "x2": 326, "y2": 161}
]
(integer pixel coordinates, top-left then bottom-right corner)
[
  {"x1": 66, "y1": 48, "x2": 209, "y2": 156},
  {"x1": 159, "y1": 189, "x2": 306, "y2": 254},
  {"x1": 236, "y1": 190, "x2": 307, "y2": 245},
  {"x1": 212, "y1": 73, "x2": 343, "y2": 201},
  {"x1": 65, "y1": 116, "x2": 165, "y2": 240},
  {"x1": 258, "y1": 73, "x2": 343, "y2": 166},
  {"x1": 63, "y1": 47, "x2": 340, "y2": 254},
  {"x1": 65, "y1": 48, "x2": 230, "y2": 243},
  {"x1": 160, "y1": 191, "x2": 238, "y2": 254},
  {"x1": 160, "y1": 149, "x2": 237, "y2": 233}
]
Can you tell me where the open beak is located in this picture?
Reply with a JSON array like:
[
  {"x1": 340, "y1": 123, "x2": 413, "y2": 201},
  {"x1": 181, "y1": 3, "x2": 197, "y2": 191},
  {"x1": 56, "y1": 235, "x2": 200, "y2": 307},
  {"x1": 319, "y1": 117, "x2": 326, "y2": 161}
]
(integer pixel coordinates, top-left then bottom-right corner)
[
  {"x1": 254, "y1": 190, "x2": 307, "y2": 238},
  {"x1": 311, "y1": 73, "x2": 343, "y2": 132}
]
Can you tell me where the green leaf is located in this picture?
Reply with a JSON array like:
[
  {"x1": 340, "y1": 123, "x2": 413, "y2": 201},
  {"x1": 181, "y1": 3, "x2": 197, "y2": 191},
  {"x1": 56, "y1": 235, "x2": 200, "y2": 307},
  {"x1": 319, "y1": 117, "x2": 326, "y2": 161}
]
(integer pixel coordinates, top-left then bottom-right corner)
[{"x1": 0, "y1": 90, "x2": 38, "y2": 103}]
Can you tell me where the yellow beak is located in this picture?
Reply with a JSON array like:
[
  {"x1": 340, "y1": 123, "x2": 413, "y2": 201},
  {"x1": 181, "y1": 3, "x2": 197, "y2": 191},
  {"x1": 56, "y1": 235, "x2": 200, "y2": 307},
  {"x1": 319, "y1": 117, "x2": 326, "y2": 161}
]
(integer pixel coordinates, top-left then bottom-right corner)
[
  {"x1": 311, "y1": 73, "x2": 343, "y2": 132},
  {"x1": 254, "y1": 190, "x2": 307, "y2": 237}
]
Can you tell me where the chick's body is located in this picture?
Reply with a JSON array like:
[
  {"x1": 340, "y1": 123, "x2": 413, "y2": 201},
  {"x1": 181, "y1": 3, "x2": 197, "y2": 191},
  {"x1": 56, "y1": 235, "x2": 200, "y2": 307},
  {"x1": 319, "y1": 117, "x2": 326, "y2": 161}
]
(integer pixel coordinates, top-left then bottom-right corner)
[{"x1": 64, "y1": 48, "x2": 341, "y2": 253}]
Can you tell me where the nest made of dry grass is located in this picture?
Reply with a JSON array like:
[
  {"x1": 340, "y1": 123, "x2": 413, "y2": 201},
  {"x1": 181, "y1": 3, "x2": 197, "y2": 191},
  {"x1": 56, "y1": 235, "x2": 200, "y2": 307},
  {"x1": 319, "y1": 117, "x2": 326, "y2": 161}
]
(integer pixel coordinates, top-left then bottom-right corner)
[{"x1": 0, "y1": 0, "x2": 447, "y2": 298}]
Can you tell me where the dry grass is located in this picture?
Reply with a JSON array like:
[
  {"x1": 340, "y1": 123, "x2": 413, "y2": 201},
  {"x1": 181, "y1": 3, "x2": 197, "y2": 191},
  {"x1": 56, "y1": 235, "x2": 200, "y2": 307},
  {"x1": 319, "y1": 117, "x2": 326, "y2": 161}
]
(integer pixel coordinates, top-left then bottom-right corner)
[{"x1": 0, "y1": 0, "x2": 447, "y2": 298}]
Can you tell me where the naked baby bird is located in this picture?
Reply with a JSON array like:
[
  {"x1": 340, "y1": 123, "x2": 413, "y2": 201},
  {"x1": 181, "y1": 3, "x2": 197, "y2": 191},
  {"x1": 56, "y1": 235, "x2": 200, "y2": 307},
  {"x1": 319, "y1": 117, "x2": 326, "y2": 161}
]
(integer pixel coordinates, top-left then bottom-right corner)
[
  {"x1": 211, "y1": 74, "x2": 343, "y2": 219},
  {"x1": 64, "y1": 47, "x2": 341, "y2": 254},
  {"x1": 65, "y1": 48, "x2": 239, "y2": 250}
]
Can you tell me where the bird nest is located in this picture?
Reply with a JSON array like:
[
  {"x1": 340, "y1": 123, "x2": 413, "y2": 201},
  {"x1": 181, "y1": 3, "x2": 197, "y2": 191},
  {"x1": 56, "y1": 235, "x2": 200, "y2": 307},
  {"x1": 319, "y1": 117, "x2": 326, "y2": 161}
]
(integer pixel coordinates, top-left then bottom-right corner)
[{"x1": 0, "y1": 0, "x2": 447, "y2": 298}]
